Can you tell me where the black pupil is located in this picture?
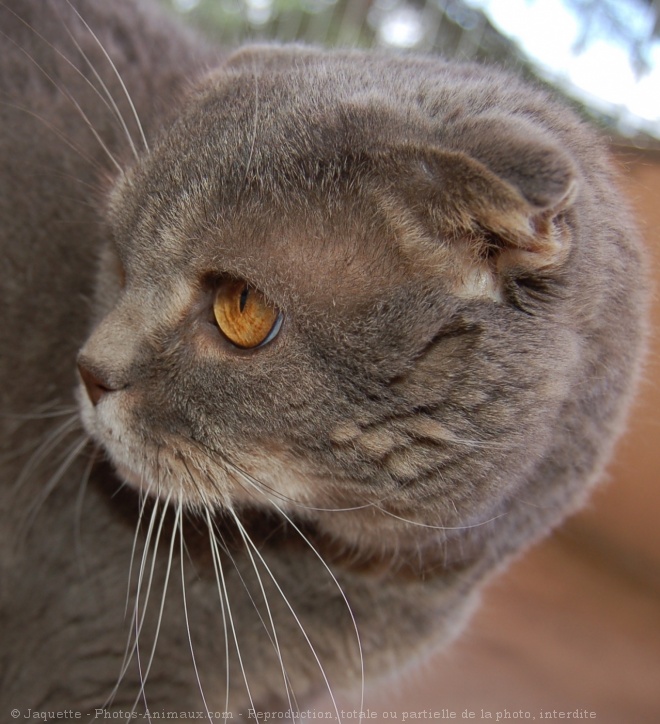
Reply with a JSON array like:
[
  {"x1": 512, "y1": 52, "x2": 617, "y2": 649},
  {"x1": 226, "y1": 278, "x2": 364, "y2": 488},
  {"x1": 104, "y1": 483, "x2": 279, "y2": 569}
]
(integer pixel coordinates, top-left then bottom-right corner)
[{"x1": 239, "y1": 285, "x2": 250, "y2": 313}]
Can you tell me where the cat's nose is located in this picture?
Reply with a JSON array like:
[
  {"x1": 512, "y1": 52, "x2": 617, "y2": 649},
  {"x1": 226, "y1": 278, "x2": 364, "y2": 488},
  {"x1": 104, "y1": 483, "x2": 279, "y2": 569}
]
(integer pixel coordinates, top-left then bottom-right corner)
[{"x1": 77, "y1": 359, "x2": 115, "y2": 406}]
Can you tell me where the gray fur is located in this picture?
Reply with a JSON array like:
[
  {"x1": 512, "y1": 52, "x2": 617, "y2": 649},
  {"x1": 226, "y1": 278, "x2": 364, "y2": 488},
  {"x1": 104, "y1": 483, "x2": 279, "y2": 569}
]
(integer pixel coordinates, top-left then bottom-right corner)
[{"x1": 0, "y1": 0, "x2": 647, "y2": 717}]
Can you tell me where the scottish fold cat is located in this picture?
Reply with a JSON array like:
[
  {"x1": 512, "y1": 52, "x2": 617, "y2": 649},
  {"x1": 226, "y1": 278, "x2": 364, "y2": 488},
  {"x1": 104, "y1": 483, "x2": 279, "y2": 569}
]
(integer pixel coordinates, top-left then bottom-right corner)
[{"x1": 0, "y1": 0, "x2": 647, "y2": 718}]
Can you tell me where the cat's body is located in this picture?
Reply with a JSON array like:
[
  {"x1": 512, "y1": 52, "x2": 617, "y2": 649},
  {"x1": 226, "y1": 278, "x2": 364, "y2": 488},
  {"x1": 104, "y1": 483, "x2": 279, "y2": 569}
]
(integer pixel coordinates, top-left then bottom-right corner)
[{"x1": 0, "y1": 0, "x2": 647, "y2": 718}]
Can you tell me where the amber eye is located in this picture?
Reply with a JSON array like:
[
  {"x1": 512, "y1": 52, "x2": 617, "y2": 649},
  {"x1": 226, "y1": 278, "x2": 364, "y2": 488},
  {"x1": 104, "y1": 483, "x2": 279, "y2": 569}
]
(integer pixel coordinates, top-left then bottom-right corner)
[{"x1": 213, "y1": 278, "x2": 283, "y2": 349}]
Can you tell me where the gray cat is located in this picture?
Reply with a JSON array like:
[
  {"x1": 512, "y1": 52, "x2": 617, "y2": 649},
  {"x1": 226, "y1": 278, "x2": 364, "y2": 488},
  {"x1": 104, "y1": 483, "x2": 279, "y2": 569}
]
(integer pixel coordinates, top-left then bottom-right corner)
[{"x1": 0, "y1": 0, "x2": 648, "y2": 719}]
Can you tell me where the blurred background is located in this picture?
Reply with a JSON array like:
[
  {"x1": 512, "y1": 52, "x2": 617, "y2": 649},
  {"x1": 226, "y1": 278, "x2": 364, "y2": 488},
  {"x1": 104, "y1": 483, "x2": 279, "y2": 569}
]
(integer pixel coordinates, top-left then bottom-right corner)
[
  {"x1": 160, "y1": 0, "x2": 660, "y2": 144},
  {"x1": 159, "y1": 1, "x2": 660, "y2": 720}
]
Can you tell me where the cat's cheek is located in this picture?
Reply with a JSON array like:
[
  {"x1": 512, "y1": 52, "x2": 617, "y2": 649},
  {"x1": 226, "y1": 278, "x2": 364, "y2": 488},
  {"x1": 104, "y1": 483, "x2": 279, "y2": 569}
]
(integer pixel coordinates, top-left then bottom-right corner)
[
  {"x1": 237, "y1": 447, "x2": 319, "y2": 510},
  {"x1": 74, "y1": 380, "x2": 270, "y2": 507}
]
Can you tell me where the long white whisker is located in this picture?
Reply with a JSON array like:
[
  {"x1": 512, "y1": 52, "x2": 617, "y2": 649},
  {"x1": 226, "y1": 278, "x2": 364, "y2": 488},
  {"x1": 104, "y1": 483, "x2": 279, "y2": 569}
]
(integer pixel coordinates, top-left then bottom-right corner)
[
  {"x1": 1, "y1": 2, "x2": 139, "y2": 161},
  {"x1": 268, "y1": 503, "x2": 365, "y2": 724},
  {"x1": 12, "y1": 414, "x2": 80, "y2": 494},
  {"x1": 231, "y1": 512, "x2": 296, "y2": 717},
  {"x1": 60, "y1": 25, "x2": 140, "y2": 161},
  {"x1": 130, "y1": 498, "x2": 167, "y2": 718},
  {"x1": 0, "y1": 99, "x2": 99, "y2": 170},
  {"x1": 241, "y1": 60, "x2": 259, "y2": 193},
  {"x1": 104, "y1": 495, "x2": 162, "y2": 710},
  {"x1": 2, "y1": 28, "x2": 122, "y2": 172},
  {"x1": 227, "y1": 458, "x2": 374, "y2": 513},
  {"x1": 209, "y1": 511, "x2": 302, "y2": 714},
  {"x1": 64, "y1": 0, "x2": 149, "y2": 153},
  {"x1": 178, "y1": 499, "x2": 213, "y2": 722},
  {"x1": 21, "y1": 435, "x2": 89, "y2": 535},
  {"x1": 232, "y1": 449, "x2": 505, "y2": 532},
  {"x1": 205, "y1": 508, "x2": 256, "y2": 716},
  {"x1": 131, "y1": 491, "x2": 177, "y2": 717},
  {"x1": 124, "y1": 448, "x2": 158, "y2": 620},
  {"x1": 108, "y1": 490, "x2": 172, "y2": 710},
  {"x1": 191, "y1": 438, "x2": 375, "y2": 514},
  {"x1": 372, "y1": 505, "x2": 507, "y2": 531},
  {"x1": 125, "y1": 492, "x2": 155, "y2": 618},
  {"x1": 205, "y1": 517, "x2": 231, "y2": 716},
  {"x1": 230, "y1": 510, "x2": 343, "y2": 724},
  {"x1": 74, "y1": 445, "x2": 99, "y2": 575},
  {"x1": 0, "y1": 404, "x2": 78, "y2": 420}
]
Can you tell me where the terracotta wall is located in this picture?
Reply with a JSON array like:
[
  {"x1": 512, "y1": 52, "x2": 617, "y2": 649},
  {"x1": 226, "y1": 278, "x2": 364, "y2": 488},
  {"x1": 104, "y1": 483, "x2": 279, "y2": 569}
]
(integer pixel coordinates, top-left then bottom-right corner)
[{"x1": 568, "y1": 147, "x2": 660, "y2": 582}]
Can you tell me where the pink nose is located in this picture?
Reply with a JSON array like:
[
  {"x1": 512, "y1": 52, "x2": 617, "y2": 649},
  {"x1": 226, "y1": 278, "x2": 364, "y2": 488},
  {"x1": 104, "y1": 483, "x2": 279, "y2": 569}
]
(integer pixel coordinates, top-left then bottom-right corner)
[{"x1": 77, "y1": 361, "x2": 113, "y2": 406}]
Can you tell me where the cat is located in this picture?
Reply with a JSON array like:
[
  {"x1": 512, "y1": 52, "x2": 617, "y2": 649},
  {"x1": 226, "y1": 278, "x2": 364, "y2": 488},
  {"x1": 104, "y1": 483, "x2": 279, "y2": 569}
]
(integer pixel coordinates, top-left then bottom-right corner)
[{"x1": 0, "y1": 0, "x2": 648, "y2": 719}]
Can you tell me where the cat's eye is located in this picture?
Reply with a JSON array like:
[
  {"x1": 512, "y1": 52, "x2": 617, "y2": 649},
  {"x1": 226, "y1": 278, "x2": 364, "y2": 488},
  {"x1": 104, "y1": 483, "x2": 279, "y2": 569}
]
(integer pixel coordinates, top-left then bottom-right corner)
[{"x1": 213, "y1": 278, "x2": 283, "y2": 349}]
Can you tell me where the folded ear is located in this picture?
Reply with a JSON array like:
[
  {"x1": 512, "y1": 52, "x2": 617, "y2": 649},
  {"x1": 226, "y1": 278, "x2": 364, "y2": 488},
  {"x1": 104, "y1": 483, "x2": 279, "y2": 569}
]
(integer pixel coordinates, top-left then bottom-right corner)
[
  {"x1": 447, "y1": 113, "x2": 578, "y2": 211},
  {"x1": 381, "y1": 114, "x2": 579, "y2": 280}
]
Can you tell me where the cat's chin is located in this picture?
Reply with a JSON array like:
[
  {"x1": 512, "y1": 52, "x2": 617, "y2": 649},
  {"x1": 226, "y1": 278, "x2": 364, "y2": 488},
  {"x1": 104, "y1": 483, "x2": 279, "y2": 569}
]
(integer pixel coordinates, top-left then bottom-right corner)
[
  {"x1": 112, "y1": 459, "x2": 168, "y2": 500},
  {"x1": 95, "y1": 435, "x2": 240, "y2": 510}
]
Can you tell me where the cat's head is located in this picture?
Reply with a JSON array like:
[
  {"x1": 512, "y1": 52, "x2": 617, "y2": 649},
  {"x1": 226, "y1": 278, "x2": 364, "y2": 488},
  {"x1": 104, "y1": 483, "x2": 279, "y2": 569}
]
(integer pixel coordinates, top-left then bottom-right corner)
[{"x1": 77, "y1": 47, "x2": 588, "y2": 573}]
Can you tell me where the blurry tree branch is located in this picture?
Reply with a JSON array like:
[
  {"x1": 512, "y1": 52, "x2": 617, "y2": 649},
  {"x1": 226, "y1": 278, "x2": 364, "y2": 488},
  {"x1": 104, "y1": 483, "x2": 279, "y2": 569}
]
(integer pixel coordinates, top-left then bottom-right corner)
[{"x1": 563, "y1": 0, "x2": 659, "y2": 75}]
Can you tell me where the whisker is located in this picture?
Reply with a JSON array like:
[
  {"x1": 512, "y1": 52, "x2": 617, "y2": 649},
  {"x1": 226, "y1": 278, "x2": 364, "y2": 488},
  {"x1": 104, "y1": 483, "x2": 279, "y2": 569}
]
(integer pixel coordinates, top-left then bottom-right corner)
[
  {"x1": 240, "y1": 59, "x2": 259, "y2": 196},
  {"x1": 205, "y1": 507, "x2": 257, "y2": 717},
  {"x1": 104, "y1": 494, "x2": 162, "y2": 710},
  {"x1": 74, "y1": 445, "x2": 100, "y2": 575},
  {"x1": 125, "y1": 486, "x2": 155, "y2": 618},
  {"x1": 230, "y1": 510, "x2": 344, "y2": 724},
  {"x1": 206, "y1": 519, "x2": 231, "y2": 716},
  {"x1": 194, "y1": 437, "x2": 503, "y2": 532},
  {"x1": 0, "y1": 99, "x2": 99, "y2": 170},
  {"x1": 19, "y1": 434, "x2": 89, "y2": 544},
  {"x1": 207, "y1": 508, "x2": 303, "y2": 715},
  {"x1": 11, "y1": 414, "x2": 81, "y2": 494},
  {"x1": 189, "y1": 438, "x2": 376, "y2": 514},
  {"x1": 181, "y1": 456, "x2": 216, "y2": 512},
  {"x1": 231, "y1": 510, "x2": 296, "y2": 716},
  {"x1": 63, "y1": 0, "x2": 150, "y2": 154},
  {"x1": 267, "y1": 502, "x2": 365, "y2": 724},
  {"x1": 0, "y1": 404, "x2": 78, "y2": 420},
  {"x1": 131, "y1": 491, "x2": 177, "y2": 717},
  {"x1": 108, "y1": 487, "x2": 173, "y2": 711},
  {"x1": 232, "y1": 461, "x2": 375, "y2": 513},
  {"x1": 60, "y1": 23, "x2": 140, "y2": 162},
  {"x1": 0, "y1": 404, "x2": 79, "y2": 466},
  {"x1": 0, "y1": 2, "x2": 138, "y2": 161},
  {"x1": 177, "y1": 500, "x2": 214, "y2": 722},
  {"x1": 0, "y1": 26, "x2": 122, "y2": 172},
  {"x1": 214, "y1": 513, "x2": 288, "y2": 643},
  {"x1": 372, "y1": 504, "x2": 508, "y2": 532},
  {"x1": 131, "y1": 485, "x2": 168, "y2": 724}
]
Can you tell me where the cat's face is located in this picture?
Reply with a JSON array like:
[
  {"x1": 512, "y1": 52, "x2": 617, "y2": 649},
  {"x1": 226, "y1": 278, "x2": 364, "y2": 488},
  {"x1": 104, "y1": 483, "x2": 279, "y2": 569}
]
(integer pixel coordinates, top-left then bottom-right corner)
[{"x1": 77, "y1": 47, "x2": 581, "y2": 561}]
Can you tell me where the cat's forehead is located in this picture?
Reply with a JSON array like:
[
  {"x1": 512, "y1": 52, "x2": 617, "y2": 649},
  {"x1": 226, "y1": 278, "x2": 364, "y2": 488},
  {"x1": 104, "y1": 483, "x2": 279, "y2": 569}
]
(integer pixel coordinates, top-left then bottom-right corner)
[
  {"x1": 107, "y1": 48, "x2": 528, "y2": 308},
  {"x1": 112, "y1": 168, "x2": 413, "y2": 315},
  {"x1": 109, "y1": 72, "x2": 430, "y2": 307},
  {"x1": 124, "y1": 48, "x2": 445, "y2": 202}
]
